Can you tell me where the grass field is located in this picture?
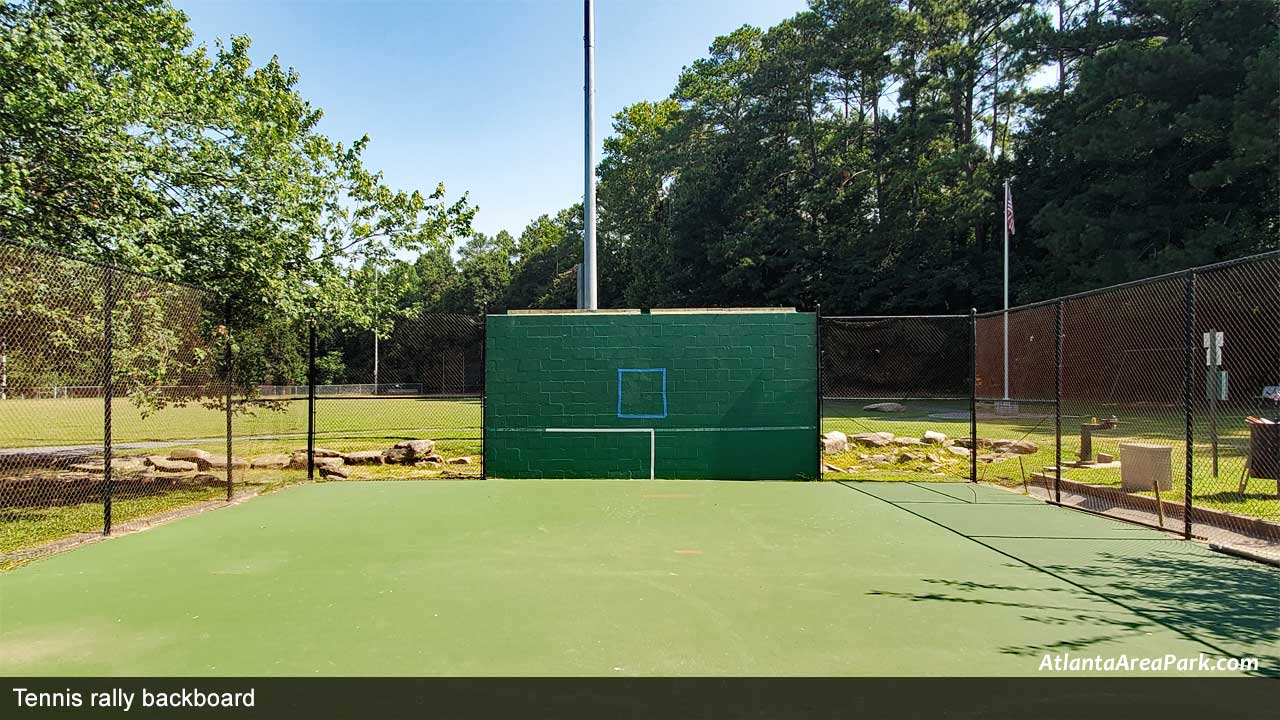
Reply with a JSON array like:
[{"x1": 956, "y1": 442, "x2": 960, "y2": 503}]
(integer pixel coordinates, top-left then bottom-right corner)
[
  {"x1": 0, "y1": 480, "x2": 1274, "y2": 676},
  {"x1": 0, "y1": 397, "x2": 482, "y2": 556},
  {"x1": 2, "y1": 396, "x2": 1276, "y2": 559},
  {"x1": 821, "y1": 399, "x2": 1279, "y2": 520}
]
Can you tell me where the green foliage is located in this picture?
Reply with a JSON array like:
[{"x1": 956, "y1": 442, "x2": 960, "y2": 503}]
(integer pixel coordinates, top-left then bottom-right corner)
[
  {"x1": 0, "y1": 0, "x2": 473, "y2": 330},
  {"x1": 1013, "y1": 0, "x2": 1280, "y2": 299},
  {"x1": 470, "y1": 0, "x2": 1276, "y2": 314}
]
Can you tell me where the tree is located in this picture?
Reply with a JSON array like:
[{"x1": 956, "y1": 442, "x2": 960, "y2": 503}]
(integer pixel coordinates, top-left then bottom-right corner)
[
  {"x1": 1013, "y1": 0, "x2": 1280, "y2": 299},
  {"x1": 0, "y1": 0, "x2": 474, "y2": 331}
]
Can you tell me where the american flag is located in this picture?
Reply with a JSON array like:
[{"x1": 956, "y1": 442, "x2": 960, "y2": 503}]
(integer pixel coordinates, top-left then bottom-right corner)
[{"x1": 1004, "y1": 183, "x2": 1016, "y2": 236}]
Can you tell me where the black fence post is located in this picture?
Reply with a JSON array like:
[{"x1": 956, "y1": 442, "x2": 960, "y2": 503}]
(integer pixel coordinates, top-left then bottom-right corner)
[
  {"x1": 1055, "y1": 300, "x2": 1063, "y2": 503},
  {"x1": 969, "y1": 308, "x2": 977, "y2": 483},
  {"x1": 224, "y1": 299, "x2": 234, "y2": 502},
  {"x1": 1182, "y1": 271, "x2": 1196, "y2": 539},
  {"x1": 307, "y1": 319, "x2": 317, "y2": 481},
  {"x1": 480, "y1": 310, "x2": 487, "y2": 481},
  {"x1": 815, "y1": 304, "x2": 823, "y2": 481},
  {"x1": 102, "y1": 267, "x2": 115, "y2": 535}
]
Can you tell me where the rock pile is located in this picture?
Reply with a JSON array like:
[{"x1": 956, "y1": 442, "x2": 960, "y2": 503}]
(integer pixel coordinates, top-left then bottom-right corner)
[{"x1": 819, "y1": 428, "x2": 1042, "y2": 474}]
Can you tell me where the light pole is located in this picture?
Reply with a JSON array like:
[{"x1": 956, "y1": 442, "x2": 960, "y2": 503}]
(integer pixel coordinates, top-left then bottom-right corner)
[{"x1": 581, "y1": 0, "x2": 598, "y2": 310}]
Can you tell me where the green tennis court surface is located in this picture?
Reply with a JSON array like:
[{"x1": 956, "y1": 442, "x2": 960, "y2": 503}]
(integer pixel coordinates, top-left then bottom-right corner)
[{"x1": 1, "y1": 480, "x2": 1275, "y2": 676}]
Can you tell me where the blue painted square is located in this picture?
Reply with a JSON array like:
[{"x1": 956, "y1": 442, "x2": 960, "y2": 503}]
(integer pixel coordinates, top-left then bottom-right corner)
[{"x1": 618, "y1": 368, "x2": 667, "y2": 419}]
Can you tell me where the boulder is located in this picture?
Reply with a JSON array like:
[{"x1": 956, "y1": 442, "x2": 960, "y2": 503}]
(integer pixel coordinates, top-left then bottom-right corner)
[
  {"x1": 993, "y1": 439, "x2": 1039, "y2": 455},
  {"x1": 292, "y1": 447, "x2": 343, "y2": 458},
  {"x1": 953, "y1": 437, "x2": 993, "y2": 449},
  {"x1": 68, "y1": 457, "x2": 147, "y2": 474},
  {"x1": 447, "y1": 457, "x2": 471, "y2": 465},
  {"x1": 319, "y1": 465, "x2": 349, "y2": 479},
  {"x1": 168, "y1": 448, "x2": 212, "y2": 463},
  {"x1": 863, "y1": 402, "x2": 906, "y2": 412},
  {"x1": 849, "y1": 432, "x2": 894, "y2": 447},
  {"x1": 251, "y1": 454, "x2": 291, "y2": 469},
  {"x1": 383, "y1": 440, "x2": 436, "y2": 464},
  {"x1": 896, "y1": 452, "x2": 917, "y2": 464},
  {"x1": 193, "y1": 473, "x2": 224, "y2": 485},
  {"x1": 203, "y1": 455, "x2": 250, "y2": 471},
  {"x1": 820, "y1": 431, "x2": 849, "y2": 454},
  {"x1": 867, "y1": 454, "x2": 890, "y2": 464},
  {"x1": 1096, "y1": 452, "x2": 1115, "y2": 464},
  {"x1": 894, "y1": 438, "x2": 925, "y2": 446},
  {"x1": 924, "y1": 453, "x2": 942, "y2": 464},
  {"x1": 394, "y1": 439, "x2": 436, "y2": 456},
  {"x1": 414, "y1": 458, "x2": 443, "y2": 468},
  {"x1": 945, "y1": 445, "x2": 972, "y2": 457},
  {"x1": 343, "y1": 450, "x2": 385, "y2": 465},
  {"x1": 382, "y1": 448, "x2": 411, "y2": 465},
  {"x1": 822, "y1": 462, "x2": 844, "y2": 473},
  {"x1": 922, "y1": 431, "x2": 947, "y2": 444},
  {"x1": 146, "y1": 457, "x2": 198, "y2": 474},
  {"x1": 287, "y1": 452, "x2": 343, "y2": 471}
]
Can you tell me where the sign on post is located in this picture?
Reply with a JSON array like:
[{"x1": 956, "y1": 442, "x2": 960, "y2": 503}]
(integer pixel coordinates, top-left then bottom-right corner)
[{"x1": 1202, "y1": 330, "x2": 1224, "y2": 366}]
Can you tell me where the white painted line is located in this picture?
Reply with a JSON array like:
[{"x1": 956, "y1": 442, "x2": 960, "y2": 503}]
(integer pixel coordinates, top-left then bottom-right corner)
[
  {"x1": 663, "y1": 426, "x2": 814, "y2": 432},
  {"x1": 545, "y1": 428, "x2": 653, "y2": 433},
  {"x1": 545, "y1": 427, "x2": 655, "y2": 480}
]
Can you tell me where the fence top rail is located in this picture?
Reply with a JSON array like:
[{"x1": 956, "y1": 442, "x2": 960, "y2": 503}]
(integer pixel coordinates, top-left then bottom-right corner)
[
  {"x1": 976, "y1": 249, "x2": 1280, "y2": 318},
  {"x1": 823, "y1": 314, "x2": 970, "y2": 320},
  {"x1": 1, "y1": 237, "x2": 217, "y2": 296}
]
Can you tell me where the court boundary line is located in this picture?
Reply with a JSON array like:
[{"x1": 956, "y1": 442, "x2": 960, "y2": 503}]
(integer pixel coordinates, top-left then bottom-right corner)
[
  {"x1": 532, "y1": 425, "x2": 818, "y2": 481},
  {"x1": 834, "y1": 480, "x2": 1244, "y2": 664},
  {"x1": 546, "y1": 428, "x2": 655, "y2": 480}
]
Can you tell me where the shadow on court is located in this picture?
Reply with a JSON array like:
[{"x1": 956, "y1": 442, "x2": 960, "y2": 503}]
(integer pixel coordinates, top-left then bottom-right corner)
[{"x1": 846, "y1": 481, "x2": 1280, "y2": 677}]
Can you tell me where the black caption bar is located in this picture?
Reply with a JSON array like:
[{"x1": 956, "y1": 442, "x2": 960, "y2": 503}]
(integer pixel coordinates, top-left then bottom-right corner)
[{"x1": 6, "y1": 678, "x2": 1275, "y2": 719}]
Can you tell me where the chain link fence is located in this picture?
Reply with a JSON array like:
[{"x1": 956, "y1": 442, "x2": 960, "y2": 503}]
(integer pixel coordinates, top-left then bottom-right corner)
[
  {"x1": 822, "y1": 252, "x2": 1278, "y2": 555},
  {"x1": 312, "y1": 314, "x2": 484, "y2": 480},
  {"x1": 0, "y1": 241, "x2": 230, "y2": 565},
  {"x1": 5, "y1": 239, "x2": 1277, "y2": 562},
  {"x1": 820, "y1": 314, "x2": 975, "y2": 482}
]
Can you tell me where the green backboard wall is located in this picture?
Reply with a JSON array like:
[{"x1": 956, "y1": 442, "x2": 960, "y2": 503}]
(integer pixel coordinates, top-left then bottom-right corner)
[{"x1": 484, "y1": 309, "x2": 818, "y2": 480}]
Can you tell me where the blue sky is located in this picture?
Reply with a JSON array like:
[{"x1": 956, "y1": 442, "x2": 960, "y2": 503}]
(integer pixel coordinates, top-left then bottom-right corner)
[{"x1": 175, "y1": 0, "x2": 810, "y2": 238}]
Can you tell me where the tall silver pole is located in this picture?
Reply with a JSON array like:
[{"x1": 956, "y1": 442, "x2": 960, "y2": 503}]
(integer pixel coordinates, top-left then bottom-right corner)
[
  {"x1": 373, "y1": 266, "x2": 380, "y2": 394},
  {"x1": 1003, "y1": 179, "x2": 1010, "y2": 400},
  {"x1": 582, "y1": 0, "x2": 598, "y2": 310}
]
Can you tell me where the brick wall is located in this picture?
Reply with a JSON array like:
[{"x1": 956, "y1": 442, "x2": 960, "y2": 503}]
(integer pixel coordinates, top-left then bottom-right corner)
[{"x1": 485, "y1": 310, "x2": 818, "y2": 480}]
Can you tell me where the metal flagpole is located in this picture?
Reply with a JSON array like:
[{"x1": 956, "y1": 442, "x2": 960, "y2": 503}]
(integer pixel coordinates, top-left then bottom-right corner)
[
  {"x1": 373, "y1": 268, "x2": 380, "y2": 396},
  {"x1": 1003, "y1": 179, "x2": 1010, "y2": 401},
  {"x1": 582, "y1": 0, "x2": 598, "y2": 310}
]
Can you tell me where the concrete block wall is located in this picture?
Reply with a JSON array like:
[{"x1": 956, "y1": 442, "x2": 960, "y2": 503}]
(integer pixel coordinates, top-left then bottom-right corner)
[{"x1": 485, "y1": 310, "x2": 818, "y2": 480}]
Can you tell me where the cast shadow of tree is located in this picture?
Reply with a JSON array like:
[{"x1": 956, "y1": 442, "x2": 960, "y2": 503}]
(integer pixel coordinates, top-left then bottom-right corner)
[{"x1": 869, "y1": 546, "x2": 1279, "y2": 677}]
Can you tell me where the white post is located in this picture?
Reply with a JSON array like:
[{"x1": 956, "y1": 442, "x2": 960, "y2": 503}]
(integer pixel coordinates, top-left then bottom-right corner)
[
  {"x1": 373, "y1": 334, "x2": 379, "y2": 396},
  {"x1": 1003, "y1": 179, "x2": 1010, "y2": 401},
  {"x1": 582, "y1": 0, "x2": 598, "y2": 310},
  {"x1": 1, "y1": 335, "x2": 7, "y2": 400}
]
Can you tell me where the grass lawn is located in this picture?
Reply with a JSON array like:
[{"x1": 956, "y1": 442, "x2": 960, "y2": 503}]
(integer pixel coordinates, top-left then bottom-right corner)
[
  {"x1": 0, "y1": 396, "x2": 481, "y2": 447},
  {"x1": 820, "y1": 399, "x2": 1279, "y2": 521},
  {"x1": 1, "y1": 397, "x2": 483, "y2": 558},
  {"x1": 3, "y1": 395, "x2": 1277, "y2": 560}
]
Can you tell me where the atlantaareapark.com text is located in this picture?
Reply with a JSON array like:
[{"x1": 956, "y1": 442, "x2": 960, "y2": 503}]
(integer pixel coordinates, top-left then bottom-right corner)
[{"x1": 1039, "y1": 653, "x2": 1260, "y2": 673}]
